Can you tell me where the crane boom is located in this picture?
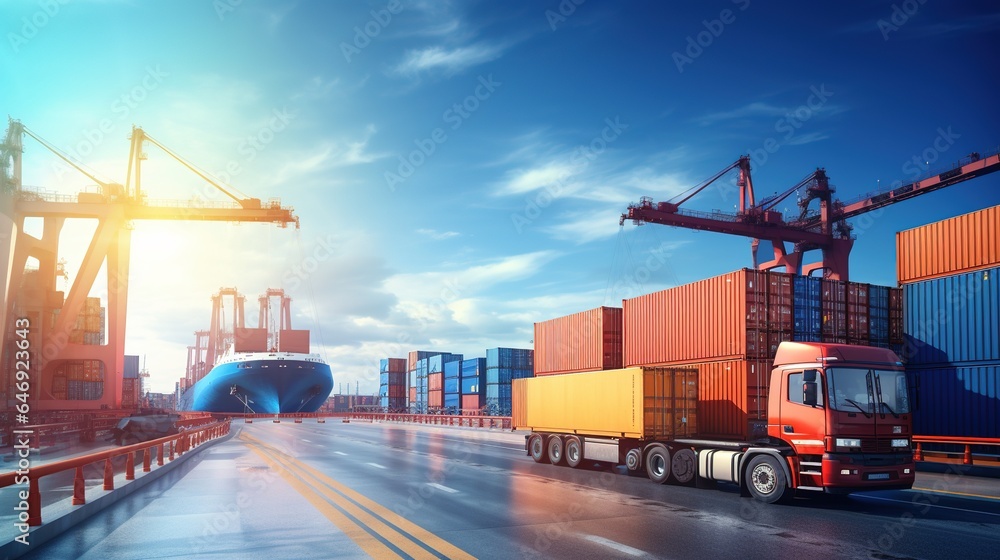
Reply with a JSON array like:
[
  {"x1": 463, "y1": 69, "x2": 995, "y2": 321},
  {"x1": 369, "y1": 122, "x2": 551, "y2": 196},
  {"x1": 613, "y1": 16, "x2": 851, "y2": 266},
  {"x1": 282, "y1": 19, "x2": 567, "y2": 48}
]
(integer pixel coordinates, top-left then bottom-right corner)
[{"x1": 622, "y1": 147, "x2": 1000, "y2": 280}]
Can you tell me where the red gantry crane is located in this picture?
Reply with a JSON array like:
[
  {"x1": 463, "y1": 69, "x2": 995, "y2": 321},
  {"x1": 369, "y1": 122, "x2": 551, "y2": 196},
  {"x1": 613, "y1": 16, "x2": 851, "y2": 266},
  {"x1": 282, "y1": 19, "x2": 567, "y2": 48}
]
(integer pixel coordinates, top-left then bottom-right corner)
[
  {"x1": 620, "y1": 150, "x2": 1000, "y2": 280},
  {"x1": 1, "y1": 119, "x2": 299, "y2": 411}
]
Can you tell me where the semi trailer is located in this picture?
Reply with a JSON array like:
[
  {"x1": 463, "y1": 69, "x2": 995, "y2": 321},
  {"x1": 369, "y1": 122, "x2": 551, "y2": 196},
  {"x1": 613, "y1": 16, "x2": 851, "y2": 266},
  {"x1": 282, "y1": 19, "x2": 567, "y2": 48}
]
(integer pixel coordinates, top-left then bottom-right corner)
[{"x1": 512, "y1": 341, "x2": 915, "y2": 503}]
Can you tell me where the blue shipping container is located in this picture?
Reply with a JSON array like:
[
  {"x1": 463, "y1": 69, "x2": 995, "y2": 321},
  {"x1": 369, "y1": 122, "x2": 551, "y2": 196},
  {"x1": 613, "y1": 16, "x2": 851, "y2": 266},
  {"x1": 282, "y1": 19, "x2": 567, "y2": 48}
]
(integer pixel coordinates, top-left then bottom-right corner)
[
  {"x1": 428, "y1": 353, "x2": 463, "y2": 373},
  {"x1": 445, "y1": 377, "x2": 460, "y2": 393},
  {"x1": 461, "y1": 377, "x2": 480, "y2": 394},
  {"x1": 907, "y1": 364, "x2": 999, "y2": 438},
  {"x1": 444, "y1": 361, "x2": 460, "y2": 378},
  {"x1": 444, "y1": 393, "x2": 460, "y2": 409},
  {"x1": 903, "y1": 266, "x2": 999, "y2": 366},
  {"x1": 486, "y1": 347, "x2": 534, "y2": 370},
  {"x1": 461, "y1": 358, "x2": 486, "y2": 378}
]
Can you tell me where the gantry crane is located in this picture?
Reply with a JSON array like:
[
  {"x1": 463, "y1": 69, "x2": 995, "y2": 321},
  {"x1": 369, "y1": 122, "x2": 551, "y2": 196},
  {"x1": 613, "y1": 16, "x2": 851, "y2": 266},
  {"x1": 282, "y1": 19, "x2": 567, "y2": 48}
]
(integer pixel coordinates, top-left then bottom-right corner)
[
  {"x1": 1, "y1": 118, "x2": 299, "y2": 411},
  {"x1": 620, "y1": 150, "x2": 1000, "y2": 280}
]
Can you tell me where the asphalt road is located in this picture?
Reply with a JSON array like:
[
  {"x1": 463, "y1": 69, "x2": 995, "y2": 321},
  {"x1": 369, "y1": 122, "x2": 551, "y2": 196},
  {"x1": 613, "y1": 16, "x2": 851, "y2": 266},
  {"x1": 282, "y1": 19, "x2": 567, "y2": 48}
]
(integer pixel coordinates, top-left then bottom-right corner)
[{"x1": 9, "y1": 421, "x2": 1000, "y2": 559}]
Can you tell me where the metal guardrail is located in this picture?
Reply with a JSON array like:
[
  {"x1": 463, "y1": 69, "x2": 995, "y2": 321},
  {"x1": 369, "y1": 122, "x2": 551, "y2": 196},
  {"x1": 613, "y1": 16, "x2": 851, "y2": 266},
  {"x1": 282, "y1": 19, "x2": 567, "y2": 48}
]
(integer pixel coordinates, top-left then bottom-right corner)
[
  {"x1": 0, "y1": 420, "x2": 230, "y2": 527},
  {"x1": 347, "y1": 413, "x2": 513, "y2": 430},
  {"x1": 912, "y1": 435, "x2": 1000, "y2": 466}
]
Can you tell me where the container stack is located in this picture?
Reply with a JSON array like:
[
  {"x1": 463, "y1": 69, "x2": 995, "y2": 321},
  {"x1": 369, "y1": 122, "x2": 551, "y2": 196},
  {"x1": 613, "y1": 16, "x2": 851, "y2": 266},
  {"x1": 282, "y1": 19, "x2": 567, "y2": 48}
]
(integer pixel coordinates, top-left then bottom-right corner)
[
  {"x1": 534, "y1": 306, "x2": 622, "y2": 376},
  {"x1": 444, "y1": 361, "x2": 461, "y2": 412},
  {"x1": 622, "y1": 268, "x2": 903, "y2": 439},
  {"x1": 379, "y1": 358, "x2": 407, "y2": 411},
  {"x1": 407, "y1": 351, "x2": 438, "y2": 413},
  {"x1": 54, "y1": 359, "x2": 105, "y2": 401},
  {"x1": 460, "y1": 358, "x2": 486, "y2": 413},
  {"x1": 427, "y1": 353, "x2": 462, "y2": 412},
  {"x1": 897, "y1": 205, "x2": 1000, "y2": 438},
  {"x1": 68, "y1": 297, "x2": 105, "y2": 345},
  {"x1": 485, "y1": 348, "x2": 533, "y2": 415},
  {"x1": 122, "y1": 355, "x2": 140, "y2": 409}
]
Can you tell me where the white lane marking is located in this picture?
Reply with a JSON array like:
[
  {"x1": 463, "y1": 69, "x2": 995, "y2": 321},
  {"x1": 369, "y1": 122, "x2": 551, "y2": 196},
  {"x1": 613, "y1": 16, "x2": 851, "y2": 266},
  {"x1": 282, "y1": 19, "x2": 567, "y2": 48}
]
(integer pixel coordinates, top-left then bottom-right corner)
[
  {"x1": 582, "y1": 535, "x2": 647, "y2": 557},
  {"x1": 856, "y1": 494, "x2": 1000, "y2": 516},
  {"x1": 334, "y1": 451, "x2": 348, "y2": 456},
  {"x1": 426, "y1": 482, "x2": 459, "y2": 494},
  {"x1": 367, "y1": 462, "x2": 387, "y2": 469}
]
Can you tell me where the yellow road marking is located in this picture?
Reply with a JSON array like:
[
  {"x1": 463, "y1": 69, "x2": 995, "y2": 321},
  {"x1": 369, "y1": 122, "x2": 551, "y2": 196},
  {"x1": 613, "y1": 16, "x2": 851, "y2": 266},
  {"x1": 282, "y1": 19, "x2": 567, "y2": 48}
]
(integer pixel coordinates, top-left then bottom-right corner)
[{"x1": 241, "y1": 432, "x2": 475, "y2": 559}]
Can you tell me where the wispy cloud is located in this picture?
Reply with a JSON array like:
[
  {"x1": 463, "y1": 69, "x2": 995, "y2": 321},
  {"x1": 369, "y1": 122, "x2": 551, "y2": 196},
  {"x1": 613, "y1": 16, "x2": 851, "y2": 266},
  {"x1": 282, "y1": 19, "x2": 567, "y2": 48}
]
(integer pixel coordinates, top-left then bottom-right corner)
[
  {"x1": 392, "y1": 43, "x2": 506, "y2": 76},
  {"x1": 416, "y1": 228, "x2": 460, "y2": 240},
  {"x1": 697, "y1": 99, "x2": 845, "y2": 126}
]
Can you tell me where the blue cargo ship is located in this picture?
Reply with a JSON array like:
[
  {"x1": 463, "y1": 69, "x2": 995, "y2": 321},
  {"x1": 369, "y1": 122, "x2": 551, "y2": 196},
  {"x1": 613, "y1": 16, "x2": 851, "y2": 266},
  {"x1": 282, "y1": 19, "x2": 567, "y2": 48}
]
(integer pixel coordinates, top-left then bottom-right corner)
[{"x1": 178, "y1": 350, "x2": 333, "y2": 414}]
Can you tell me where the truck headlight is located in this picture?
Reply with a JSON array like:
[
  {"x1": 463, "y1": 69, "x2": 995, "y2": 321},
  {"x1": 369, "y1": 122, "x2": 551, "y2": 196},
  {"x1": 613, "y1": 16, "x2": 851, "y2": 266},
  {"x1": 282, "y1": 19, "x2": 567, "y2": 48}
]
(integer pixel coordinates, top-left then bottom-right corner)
[
  {"x1": 836, "y1": 438, "x2": 861, "y2": 448},
  {"x1": 891, "y1": 438, "x2": 910, "y2": 448}
]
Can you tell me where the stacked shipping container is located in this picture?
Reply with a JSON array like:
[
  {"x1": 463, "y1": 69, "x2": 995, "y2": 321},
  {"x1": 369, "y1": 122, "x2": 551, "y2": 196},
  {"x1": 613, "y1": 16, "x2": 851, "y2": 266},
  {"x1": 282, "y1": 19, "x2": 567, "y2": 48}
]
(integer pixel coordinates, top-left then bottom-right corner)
[
  {"x1": 122, "y1": 354, "x2": 141, "y2": 408},
  {"x1": 622, "y1": 268, "x2": 903, "y2": 439},
  {"x1": 379, "y1": 358, "x2": 407, "y2": 411},
  {"x1": 427, "y1": 353, "x2": 462, "y2": 412},
  {"x1": 898, "y1": 206, "x2": 1000, "y2": 438},
  {"x1": 533, "y1": 306, "x2": 623, "y2": 375},
  {"x1": 460, "y1": 358, "x2": 486, "y2": 412},
  {"x1": 485, "y1": 348, "x2": 533, "y2": 415}
]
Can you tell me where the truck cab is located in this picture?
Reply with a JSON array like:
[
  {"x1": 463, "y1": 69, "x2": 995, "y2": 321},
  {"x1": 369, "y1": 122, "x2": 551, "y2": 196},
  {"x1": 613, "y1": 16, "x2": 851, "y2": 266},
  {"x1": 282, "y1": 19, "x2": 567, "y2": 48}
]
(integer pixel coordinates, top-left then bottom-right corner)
[{"x1": 767, "y1": 342, "x2": 915, "y2": 495}]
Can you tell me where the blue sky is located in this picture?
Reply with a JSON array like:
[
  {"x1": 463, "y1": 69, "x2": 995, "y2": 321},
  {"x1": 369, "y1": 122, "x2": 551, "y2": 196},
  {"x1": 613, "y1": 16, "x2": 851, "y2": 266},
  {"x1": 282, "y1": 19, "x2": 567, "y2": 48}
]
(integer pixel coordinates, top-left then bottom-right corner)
[{"x1": 3, "y1": 1, "x2": 999, "y2": 394}]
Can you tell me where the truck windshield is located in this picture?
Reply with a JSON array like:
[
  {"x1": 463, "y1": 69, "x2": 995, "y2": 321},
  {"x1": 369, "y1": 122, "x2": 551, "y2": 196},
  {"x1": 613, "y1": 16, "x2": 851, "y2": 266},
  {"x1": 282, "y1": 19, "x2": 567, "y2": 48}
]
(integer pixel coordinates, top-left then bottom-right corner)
[{"x1": 827, "y1": 368, "x2": 910, "y2": 415}]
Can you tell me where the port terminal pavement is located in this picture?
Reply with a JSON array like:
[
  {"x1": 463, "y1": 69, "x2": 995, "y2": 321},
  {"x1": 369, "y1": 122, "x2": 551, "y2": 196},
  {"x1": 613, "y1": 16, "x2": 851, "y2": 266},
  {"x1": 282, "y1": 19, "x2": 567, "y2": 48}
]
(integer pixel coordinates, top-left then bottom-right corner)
[{"x1": 1, "y1": 421, "x2": 998, "y2": 558}]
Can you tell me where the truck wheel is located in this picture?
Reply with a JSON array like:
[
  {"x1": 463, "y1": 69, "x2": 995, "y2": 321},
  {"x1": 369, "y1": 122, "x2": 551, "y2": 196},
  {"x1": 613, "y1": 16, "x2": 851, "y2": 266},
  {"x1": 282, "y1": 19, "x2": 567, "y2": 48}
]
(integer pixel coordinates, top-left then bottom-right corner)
[
  {"x1": 746, "y1": 455, "x2": 792, "y2": 504},
  {"x1": 625, "y1": 448, "x2": 642, "y2": 472},
  {"x1": 564, "y1": 437, "x2": 583, "y2": 468},
  {"x1": 645, "y1": 444, "x2": 671, "y2": 484},
  {"x1": 547, "y1": 436, "x2": 565, "y2": 465},
  {"x1": 671, "y1": 448, "x2": 697, "y2": 484},
  {"x1": 528, "y1": 434, "x2": 548, "y2": 463}
]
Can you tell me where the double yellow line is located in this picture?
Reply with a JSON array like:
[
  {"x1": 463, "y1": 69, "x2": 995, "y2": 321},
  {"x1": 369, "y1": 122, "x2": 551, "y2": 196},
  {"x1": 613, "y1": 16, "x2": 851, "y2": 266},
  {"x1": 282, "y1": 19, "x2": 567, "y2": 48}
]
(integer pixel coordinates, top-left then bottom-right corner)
[{"x1": 241, "y1": 432, "x2": 475, "y2": 559}]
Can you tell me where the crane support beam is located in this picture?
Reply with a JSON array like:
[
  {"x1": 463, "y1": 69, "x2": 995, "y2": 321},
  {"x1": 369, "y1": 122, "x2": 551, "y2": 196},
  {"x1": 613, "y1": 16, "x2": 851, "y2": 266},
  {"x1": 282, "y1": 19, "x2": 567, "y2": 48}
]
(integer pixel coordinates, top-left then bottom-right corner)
[
  {"x1": 796, "y1": 152, "x2": 1000, "y2": 228},
  {"x1": 14, "y1": 200, "x2": 297, "y2": 226},
  {"x1": 624, "y1": 205, "x2": 834, "y2": 246}
]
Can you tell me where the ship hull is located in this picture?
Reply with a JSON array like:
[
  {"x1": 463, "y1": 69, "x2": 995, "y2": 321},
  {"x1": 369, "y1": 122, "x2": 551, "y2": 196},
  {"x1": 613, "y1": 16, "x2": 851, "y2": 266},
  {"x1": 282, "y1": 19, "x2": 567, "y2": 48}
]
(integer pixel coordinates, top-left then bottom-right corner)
[{"x1": 178, "y1": 353, "x2": 333, "y2": 413}]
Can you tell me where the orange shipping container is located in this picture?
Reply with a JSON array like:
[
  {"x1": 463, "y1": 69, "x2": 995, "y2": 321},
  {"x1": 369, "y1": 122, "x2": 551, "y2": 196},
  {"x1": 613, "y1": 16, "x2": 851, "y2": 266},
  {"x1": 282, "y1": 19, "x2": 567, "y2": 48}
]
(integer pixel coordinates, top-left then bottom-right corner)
[
  {"x1": 534, "y1": 306, "x2": 623, "y2": 375},
  {"x1": 409, "y1": 387, "x2": 417, "y2": 404},
  {"x1": 428, "y1": 372, "x2": 442, "y2": 391},
  {"x1": 461, "y1": 394, "x2": 482, "y2": 412},
  {"x1": 897, "y1": 204, "x2": 1000, "y2": 284},
  {"x1": 428, "y1": 389, "x2": 443, "y2": 408},
  {"x1": 384, "y1": 358, "x2": 407, "y2": 373},
  {"x1": 234, "y1": 328, "x2": 269, "y2": 352},
  {"x1": 624, "y1": 269, "x2": 781, "y2": 366},
  {"x1": 279, "y1": 329, "x2": 310, "y2": 353}
]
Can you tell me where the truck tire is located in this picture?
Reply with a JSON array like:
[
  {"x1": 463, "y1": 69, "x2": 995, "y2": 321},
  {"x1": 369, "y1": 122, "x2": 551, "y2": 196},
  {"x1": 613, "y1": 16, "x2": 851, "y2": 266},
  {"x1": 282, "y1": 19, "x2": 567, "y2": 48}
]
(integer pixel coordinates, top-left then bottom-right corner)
[
  {"x1": 547, "y1": 436, "x2": 565, "y2": 465},
  {"x1": 645, "y1": 444, "x2": 671, "y2": 484},
  {"x1": 625, "y1": 448, "x2": 642, "y2": 472},
  {"x1": 564, "y1": 436, "x2": 583, "y2": 468},
  {"x1": 671, "y1": 448, "x2": 697, "y2": 484},
  {"x1": 528, "y1": 434, "x2": 548, "y2": 463},
  {"x1": 746, "y1": 454, "x2": 792, "y2": 504}
]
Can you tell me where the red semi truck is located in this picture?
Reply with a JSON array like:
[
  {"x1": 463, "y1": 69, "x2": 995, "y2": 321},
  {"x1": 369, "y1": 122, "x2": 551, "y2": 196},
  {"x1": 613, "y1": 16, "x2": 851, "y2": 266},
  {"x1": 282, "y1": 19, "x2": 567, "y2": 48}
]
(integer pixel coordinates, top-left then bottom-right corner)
[{"x1": 512, "y1": 342, "x2": 915, "y2": 503}]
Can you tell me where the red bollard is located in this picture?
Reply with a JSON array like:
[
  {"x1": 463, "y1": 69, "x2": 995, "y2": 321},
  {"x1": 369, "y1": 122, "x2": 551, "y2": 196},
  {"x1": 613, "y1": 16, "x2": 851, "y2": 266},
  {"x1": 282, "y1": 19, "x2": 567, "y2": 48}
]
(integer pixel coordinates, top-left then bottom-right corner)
[
  {"x1": 104, "y1": 458, "x2": 115, "y2": 490},
  {"x1": 169, "y1": 440, "x2": 175, "y2": 461},
  {"x1": 126, "y1": 451, "x2": 135, "y2": 480},
  {"x1": 28, "y1": 477, "x2": 42, "y2": 526},
  {"x1": 913, "y1": 442, "x2": 923, "y2": 461},
  {"x1": 73, "y1": 466, "x2": 86, "y2": 505},
  {"x1": 143, "y1": 448, "x2": 152, "y2": 472},
  {"x1": 157, "y1": 443, "x2": 165, "y2": 466},
  {"x1": 964, "y1": 445, "x2": 973, "y2": 465}
]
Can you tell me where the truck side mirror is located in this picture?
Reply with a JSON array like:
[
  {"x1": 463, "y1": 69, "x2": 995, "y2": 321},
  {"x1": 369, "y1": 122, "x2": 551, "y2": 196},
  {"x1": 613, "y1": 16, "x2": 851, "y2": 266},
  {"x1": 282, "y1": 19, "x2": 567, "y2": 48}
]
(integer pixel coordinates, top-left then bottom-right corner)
[{"x1": 803, "y1": 369, "x2": 819, "y2": 407}]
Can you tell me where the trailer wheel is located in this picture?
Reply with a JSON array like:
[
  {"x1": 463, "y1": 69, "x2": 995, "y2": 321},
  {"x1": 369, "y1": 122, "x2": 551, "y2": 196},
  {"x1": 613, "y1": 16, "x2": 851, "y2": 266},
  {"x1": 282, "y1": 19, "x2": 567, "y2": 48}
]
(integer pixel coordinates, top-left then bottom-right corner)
[
  {"x1": 746, "y1": 455, "x2": 792, "y2": 504},
  {"x1": 564, "y1": 436, "x2": 583, "y2": 468},
  {"x1": 645, "y1": 444, "x2": 671, "y2": 484},
  {"x1": 547, "y1": 436, "x2": 565, "y2": 465},
  {"x1": 670, "y1": 448, "x2": 697, "y2": 484},
  {"x1": 625, "y1": 448, "x2": 642, "y2": 472},
  {"x1": 528, "y1": 434, "x2": 548, "y2": 463}
]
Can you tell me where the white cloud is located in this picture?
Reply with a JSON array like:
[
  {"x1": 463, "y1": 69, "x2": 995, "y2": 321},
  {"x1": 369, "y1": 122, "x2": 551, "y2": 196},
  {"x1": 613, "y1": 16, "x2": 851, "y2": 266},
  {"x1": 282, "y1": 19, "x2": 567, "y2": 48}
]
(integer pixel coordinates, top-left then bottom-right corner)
[
  {"x1": 392, "y1": 43, "x2": 505, "y2": 76},
  {"x1": 496, "y1": 161, "x2": 576, "y2": 195},
  {"x1": 416, "y1": 228, "x2": 460, "y2": 240}
]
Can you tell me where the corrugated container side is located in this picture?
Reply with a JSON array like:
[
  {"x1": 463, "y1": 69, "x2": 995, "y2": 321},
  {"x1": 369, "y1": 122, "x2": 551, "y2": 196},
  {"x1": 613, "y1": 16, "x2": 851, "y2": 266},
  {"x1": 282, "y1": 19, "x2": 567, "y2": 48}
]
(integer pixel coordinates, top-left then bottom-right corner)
[
  {"x1": 460, "y1": 377, "x2": 480, "y2": 394},
  {"x1": 428, "y1": 372, "x2": 443, "y2": 391},
  {"x1": 124, "y1": 355, "x2": 140, "y2": 379},
  {"x1": 461, "y1": 358, "x2": 486, "y2": 378},
  {"x1": 897, "y1": 204, "x2": 1000, "y2": 284},
  {"x1": 907, "y1": 364, "x2": 999, "y2": 438},
  {"x1": 902, "y1": 266, "x2": 999, "y2": 366},
  {"x1": 444, "y1": 377, "x2": 459, "y2": 394},
  {"x1": 624, "y1": 269, "x2": 749, "y2": 366},
  {"x1": 534, "y1": 306, "x2": 623, "y2": 375},
  {"x1": 444, "y1": 361, "x2": 460, "y2": 378},
  {"x1": 461, "y1": 394, "x2": 482, "y2": 412},
  {"x1": 512, "y1": 367, "x2": 698, "y2": 439}
]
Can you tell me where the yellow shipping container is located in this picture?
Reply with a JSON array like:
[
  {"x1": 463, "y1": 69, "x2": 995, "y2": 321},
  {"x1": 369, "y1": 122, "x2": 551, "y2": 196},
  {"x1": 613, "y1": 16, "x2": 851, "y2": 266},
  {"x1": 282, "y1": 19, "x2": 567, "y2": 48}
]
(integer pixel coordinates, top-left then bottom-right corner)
[{"x1": 512, "y1": 367, "x2": 697, "y2": 439}]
